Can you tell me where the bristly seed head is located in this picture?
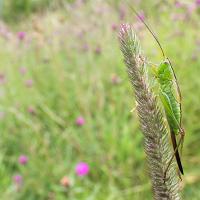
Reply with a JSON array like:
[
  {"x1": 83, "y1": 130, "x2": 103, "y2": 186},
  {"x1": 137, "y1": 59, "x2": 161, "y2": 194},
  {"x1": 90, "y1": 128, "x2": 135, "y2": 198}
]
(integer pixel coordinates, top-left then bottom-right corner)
[
  {"x1": 118, "y1": 24, "x2": 182, "y2": 200},
  {"x1": 120, "y1": 23, "x2": 131, "y2": 34}
]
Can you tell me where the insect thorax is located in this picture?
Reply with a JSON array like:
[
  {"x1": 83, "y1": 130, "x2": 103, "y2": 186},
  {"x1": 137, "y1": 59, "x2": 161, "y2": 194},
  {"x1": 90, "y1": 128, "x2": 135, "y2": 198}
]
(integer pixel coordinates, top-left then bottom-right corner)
[{"x1": 157, "y1": 61, "x2": 174, "y2": 83}]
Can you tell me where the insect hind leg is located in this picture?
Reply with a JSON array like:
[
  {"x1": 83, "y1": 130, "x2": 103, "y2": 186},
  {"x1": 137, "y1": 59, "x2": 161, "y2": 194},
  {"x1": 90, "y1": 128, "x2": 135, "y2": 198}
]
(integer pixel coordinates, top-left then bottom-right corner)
[{"x1": 163, "y1": 134, "x2": 184, "y2": 182}]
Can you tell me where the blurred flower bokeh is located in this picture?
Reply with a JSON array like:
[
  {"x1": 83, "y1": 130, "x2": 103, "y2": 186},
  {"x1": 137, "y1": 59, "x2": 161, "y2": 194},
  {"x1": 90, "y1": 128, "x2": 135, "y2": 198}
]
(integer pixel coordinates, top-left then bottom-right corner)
[{"x1": 75, "y1": 162, "x2": 90, "y2": 177}]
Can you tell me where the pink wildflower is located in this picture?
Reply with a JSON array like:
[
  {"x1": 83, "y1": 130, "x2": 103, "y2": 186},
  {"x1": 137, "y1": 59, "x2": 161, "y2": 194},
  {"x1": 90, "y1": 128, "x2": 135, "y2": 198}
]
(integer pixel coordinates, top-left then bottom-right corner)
[
  {"x1": 76, "y1": 116, "x2": 85, "y2": 126},
  {"x1": 18, "y1": 155, "x2": 28, "y2": 165},
  {"x1": 13, "y1": 174, "x2": 23, "y2": 191},
  {"x1": 175, "y1": 1, "x2": 183, "y2": 8},
  {"x1": 111, "y1": 74, "x2": 121, "y2": 85},
  {"x1": 13, "y1": 174, "x2": 23, "y2": 185},
  {"x1": 111, "y1": 23, "x2": 118, "y2": 31},
  {"x1": 196, "y1": 0, "x2": 200, "y2": 6},
  {"x1": 25, "y1": 79, "x2": 33, "y2": 88},
  {"x1": 75, "y1": 162, "x2": 90, "y2": 176},
  {"x1": 60, "y1": 176, "x2": 71, "y2": 187},
  {"x1": 94, "y1": 46, "x2": 101, "y2": 55},
  {"x1": 82, "y1": 43, "x2": 89, "y2": 52},
  {"x1": 28, "y1": 106, "x2": 36, "y2": 114},
  {"x1": 17, "y1": 32, "x2": 26, "y2": 41},
  {"x1": 19, "y1": 67, "x2": 27, "y2": 75},
  {"x1": 119, "y1": 6, "x2": 126, "y2": 20},
  {"x1": 191, "y1": 53, "x2": 198, "y2": 61},
  {"x1": 0, "y1": 74, "x2": 6, "y2": 84}
]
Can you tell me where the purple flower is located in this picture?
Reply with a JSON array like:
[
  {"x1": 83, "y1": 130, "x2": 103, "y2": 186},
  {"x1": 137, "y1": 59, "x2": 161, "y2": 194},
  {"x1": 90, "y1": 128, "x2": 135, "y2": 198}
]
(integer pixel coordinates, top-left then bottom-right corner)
[
  {"x1": 191, "y1": 53, "x2": 198, "y2": 61},
  {"x1": 196, "y1": 0, "x2": 200, "y2": 6},
  {"x1": 13, "y1": 174, "x2": 23, "y2": 185},
  {"x1": 175, "y1": 1, "x2": 183, "y2": 8},
  {"x1": 75, "y1": 162, "x2": 90, "y2": 176},
  {"x1": 76, "y1": 116, "x2": 85, "y2": 126},
  {"x1": 28, "y1": 106, "x2": 36, "y2": 114},
  {"x1": 111, "y1": 23, "x2": 118, "y2": 31},
  {"x1": 60, "y1": 176, "x2": 71, "y2": 187},
  {"x1": 81, "y1": 43, "x2": 89, "y2": 52},
  {"x1": 25, "y1": 79, "x2": 33, "y2": 88},
  {"x1": 119, "y1": 6, "x2": 126, "y2": 20},
  {"x1": 111, "y1": 74, "x2": 121, "y2": 85},
  {"x1": 17, "y1": 32, "x2": 26, "y2": 41},
  {"x1": 94, "y1": 46, "x2": 102, "y2": 55},
  {"x1": 0, "y1": 74, "x2": 6, "y2": 84},
  {"x1": 19, "y1": 67, "x2": 27, "y2": 75},
  {"x1": 18, "y1": 155, "x2": 28, "y2": 165}
]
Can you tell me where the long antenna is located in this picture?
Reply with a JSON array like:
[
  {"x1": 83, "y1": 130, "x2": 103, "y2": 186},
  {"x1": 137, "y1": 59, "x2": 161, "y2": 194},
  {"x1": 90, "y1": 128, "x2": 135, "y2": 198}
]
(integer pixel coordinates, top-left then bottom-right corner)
[{"x1": 128, "y1": 4, "x2": 166, "y2": 59}]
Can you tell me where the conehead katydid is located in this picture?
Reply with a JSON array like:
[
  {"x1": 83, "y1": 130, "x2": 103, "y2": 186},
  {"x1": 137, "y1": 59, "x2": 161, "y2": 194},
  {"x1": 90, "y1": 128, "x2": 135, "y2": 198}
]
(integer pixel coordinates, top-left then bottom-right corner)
[{"x1": 129, "y1": 6, "x2": 185, "y2": 179}]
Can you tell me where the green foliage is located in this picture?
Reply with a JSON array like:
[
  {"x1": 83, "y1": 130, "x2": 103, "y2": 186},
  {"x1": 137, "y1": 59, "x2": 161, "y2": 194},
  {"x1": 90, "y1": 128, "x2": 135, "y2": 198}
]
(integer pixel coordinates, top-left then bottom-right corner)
[
  {"x1": 1, "y1": 0, "x2": 75, "y2": 21},
  {"x1": 2, "y1": 0, "x2": 48, "y2": 20}
]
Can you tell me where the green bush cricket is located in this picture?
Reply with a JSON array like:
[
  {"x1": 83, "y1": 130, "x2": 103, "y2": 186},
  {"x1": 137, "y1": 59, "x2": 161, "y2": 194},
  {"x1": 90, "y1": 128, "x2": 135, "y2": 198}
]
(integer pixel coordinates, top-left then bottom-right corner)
[{"x1": 129, "y1": 6, "x2": 185, "y2": 179}]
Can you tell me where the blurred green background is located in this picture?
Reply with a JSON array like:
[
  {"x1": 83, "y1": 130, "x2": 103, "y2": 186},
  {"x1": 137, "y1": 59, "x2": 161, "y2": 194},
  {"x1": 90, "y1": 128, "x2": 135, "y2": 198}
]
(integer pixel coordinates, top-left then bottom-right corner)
[{"x1": 0, "y1": 0, "x2": 199, "y2": 199}]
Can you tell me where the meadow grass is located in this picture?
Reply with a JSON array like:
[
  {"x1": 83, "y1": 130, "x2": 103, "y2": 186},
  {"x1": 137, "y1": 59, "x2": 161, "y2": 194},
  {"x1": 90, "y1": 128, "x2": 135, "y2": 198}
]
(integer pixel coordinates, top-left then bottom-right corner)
[{"x1": 0, "y1": 1, "x2": 200, "y2": 199}]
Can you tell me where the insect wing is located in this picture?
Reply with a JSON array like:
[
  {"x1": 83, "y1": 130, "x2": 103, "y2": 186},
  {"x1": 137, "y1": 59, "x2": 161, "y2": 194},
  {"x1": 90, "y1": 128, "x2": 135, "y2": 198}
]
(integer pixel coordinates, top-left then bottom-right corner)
[
  {"x1": 167, "y1": 58, "x2": 182, "y2": 102},
  {"x1": 170, "y1": 80, "x2": 181, "y2": 104}
]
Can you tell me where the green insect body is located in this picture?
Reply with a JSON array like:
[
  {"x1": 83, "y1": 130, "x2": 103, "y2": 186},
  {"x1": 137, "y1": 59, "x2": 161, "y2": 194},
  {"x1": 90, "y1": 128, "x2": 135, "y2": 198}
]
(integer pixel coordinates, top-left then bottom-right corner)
[
  {"x1": 128, "y1": 5, "x2": 185, "y2": 177},
  {"x1": 155, "y1": 60, "x2": 184, "y2": 175},
  {"x1": 157, "y1": 61, "x2": 181, "y2": 133}
]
